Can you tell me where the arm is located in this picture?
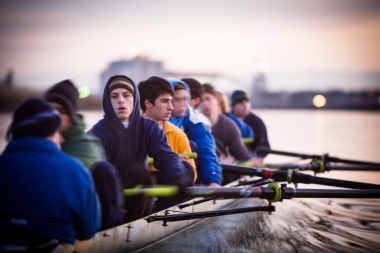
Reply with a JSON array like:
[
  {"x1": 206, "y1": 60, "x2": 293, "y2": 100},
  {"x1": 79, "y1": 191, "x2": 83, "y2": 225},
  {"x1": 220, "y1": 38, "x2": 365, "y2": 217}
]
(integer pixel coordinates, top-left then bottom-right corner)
[
  {"x1": 225, "y1": 118, "x2": 252, "y2": 162},
  {"x1": 148, "y1": 125, "x2": 190, "y2": 180},
  {"x1": 185, "y1": 121, "x2": 222, "y2": 186},
  {"x1": 74, "y1": 170, "x2": 101, "y2": 241}
]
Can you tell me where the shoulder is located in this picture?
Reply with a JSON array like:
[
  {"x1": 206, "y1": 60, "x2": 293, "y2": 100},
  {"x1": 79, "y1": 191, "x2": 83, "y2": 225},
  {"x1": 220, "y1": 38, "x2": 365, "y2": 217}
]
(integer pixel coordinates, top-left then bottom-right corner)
[
  {"x1": 165, "y1": 121, "x2": 187, "y2": 137},
  {"x1": 246, "y1": 112, "x2": 265, "y2": 124}
]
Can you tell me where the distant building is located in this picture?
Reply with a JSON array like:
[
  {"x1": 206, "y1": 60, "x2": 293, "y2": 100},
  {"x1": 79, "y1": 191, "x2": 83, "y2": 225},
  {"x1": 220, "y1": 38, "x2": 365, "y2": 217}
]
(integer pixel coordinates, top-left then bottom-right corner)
[
  {"x1": 252, "y1": 72, "x2": 267, "y2": 95},
  {"x1": 100, "y1": 56, "x2": 166, "y2": 93}
]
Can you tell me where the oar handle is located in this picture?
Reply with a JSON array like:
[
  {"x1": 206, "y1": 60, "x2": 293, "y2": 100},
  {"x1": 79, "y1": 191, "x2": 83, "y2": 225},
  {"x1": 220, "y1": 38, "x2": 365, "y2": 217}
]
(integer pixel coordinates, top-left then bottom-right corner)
[
  {"x1": 124, "y1": 185, "x2": 179, "y2": 197},
  {"x1": 243, "y1": 138, "x2": 254, "y2": 144},
  {"x1": 148, "y1": 152, "x2": 197, "y2": 164}
]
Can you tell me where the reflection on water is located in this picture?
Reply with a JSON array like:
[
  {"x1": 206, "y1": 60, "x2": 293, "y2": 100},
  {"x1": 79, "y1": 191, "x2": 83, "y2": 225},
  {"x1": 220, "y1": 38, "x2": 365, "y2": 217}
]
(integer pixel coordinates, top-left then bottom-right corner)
[{"x1": 139, "y1": 198, "x2": 380, "y2": 253}]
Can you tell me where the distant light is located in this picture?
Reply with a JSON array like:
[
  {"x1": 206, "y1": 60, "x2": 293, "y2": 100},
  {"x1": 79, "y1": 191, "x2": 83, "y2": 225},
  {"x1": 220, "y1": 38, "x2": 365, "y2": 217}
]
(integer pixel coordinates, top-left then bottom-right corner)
[
  {"x1": 78, "y1": 86, "x2": 91, "y2": 98},
  {"x1": 128, "y1": 47, "x2": 148, "y2": 58},
  {"x1": 259, "y1": 61, "x2": 271, "y2": 73},
  {"x1": 313, "y1": 94, "x2": 326, "y2": 108}
]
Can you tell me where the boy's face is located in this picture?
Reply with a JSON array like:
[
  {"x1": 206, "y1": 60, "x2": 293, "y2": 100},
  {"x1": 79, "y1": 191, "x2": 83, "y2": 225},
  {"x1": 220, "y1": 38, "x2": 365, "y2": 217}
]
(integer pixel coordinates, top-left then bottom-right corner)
[
  {"x1": 232, "y1": 99, "x2": 251, "y2": 118},
  {"x1": 110, "y1": 88, "x2": 134, "y2": 123},
  {"x1": 49, "y1": 101, "x2": 72, "y2": 133},
  {"x1": 145, "y1": 93, "x2": 173, "y2": 122},
  {"x1": 200, "y1": 92, "x2": 219, "y2": 117},
  {"x1": 171, "y1": 89, "x2": 188, "y2": 117}
]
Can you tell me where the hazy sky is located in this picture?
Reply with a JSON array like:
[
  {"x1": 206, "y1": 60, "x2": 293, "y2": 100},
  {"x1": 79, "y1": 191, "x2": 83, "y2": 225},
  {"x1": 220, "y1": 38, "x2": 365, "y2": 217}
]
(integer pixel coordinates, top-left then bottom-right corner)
[{"x1": 1, "y1": 0, "x2": 380, "y2": 94}]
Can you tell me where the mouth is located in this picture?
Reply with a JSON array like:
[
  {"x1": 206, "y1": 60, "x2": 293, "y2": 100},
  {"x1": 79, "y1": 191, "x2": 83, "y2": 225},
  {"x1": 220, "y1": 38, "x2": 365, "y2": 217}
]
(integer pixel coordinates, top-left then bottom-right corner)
[{"x1": 118, "y1": 107, "x2": 126, "y2": 112}]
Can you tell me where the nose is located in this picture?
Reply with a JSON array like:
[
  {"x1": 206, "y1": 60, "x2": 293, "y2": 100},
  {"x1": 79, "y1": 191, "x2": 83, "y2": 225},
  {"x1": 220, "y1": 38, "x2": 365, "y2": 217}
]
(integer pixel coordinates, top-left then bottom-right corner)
[
  {"x1": 117, "y1": 94, "x2": 124, "y2": 103},
  {"x1": 168, "y1": 101, "x2": 174, "y2": 110}
]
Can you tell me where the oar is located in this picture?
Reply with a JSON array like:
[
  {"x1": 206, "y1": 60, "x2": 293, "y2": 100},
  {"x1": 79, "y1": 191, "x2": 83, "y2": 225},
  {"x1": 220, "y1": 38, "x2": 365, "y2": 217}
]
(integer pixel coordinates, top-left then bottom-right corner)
[
  {"x1": 221, "y1": 164, "x2": 380, "y2": 189},
  {"x1": 243, "y1": 138, "x2": 254, "y2": 144},
  {"x1": 124, "y1": 185, "x2": 179, "y2": 197},
  {"x1": 145, "y1": 185, "x2": 379, "y2": 224},
  {"x1": 148, "y1": 152, "x2": 197, "y2": 164},
  {"x1": 186, "y1": 185, "x2": 380, "y2": 199},
  {"x1": 263, "y1": 162, "x2": 380, "y2": 174},
  {"x1": 256, "y1": 147, "x2": 380, "y2": 166}
]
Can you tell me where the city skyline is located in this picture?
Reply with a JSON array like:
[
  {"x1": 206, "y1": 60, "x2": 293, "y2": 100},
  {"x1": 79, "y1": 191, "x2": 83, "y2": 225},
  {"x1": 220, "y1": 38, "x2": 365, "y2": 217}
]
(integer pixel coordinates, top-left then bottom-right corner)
[{"x1": 1, "y1": 0, "x2": 379, "y2": 94}]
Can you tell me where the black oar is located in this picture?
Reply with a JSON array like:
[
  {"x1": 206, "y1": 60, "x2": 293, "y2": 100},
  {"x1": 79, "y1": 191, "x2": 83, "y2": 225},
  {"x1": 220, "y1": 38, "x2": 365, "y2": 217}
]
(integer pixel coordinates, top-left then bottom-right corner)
[
  {"x1": 256, "y1": 147, "x2": 380, "y2": 167},
  {"x1": 146, "y1": 185, "x2": 380, "y2": 224},
  {"x1": 187, "y1": 186, "x2": 380, "y2": 199},
  {"x1": 146, "y1": 206, "x2": 274, "y2": 224},
  {"x1": 264, "y1": 162, "x2": 380, "y2": 173},
  {"x1": 221, "y1": 164, "x2": 380, "y2": 189}
]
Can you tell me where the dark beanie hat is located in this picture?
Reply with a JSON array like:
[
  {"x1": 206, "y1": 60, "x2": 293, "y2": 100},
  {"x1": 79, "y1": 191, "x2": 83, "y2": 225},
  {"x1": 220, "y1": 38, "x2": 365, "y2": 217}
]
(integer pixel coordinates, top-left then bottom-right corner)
[
  {"x1": 231, "y1": 90, "x2": 250, "y2": 106},
  {"x1": 44, "y1": 80, "x2": 79, "y2": 122},
  {"x1": 108, "y1": 76, "x2": 135, "y2": 95},
  {"x1": 7, "y1": 98, "x2": 61, "y2": 140}
]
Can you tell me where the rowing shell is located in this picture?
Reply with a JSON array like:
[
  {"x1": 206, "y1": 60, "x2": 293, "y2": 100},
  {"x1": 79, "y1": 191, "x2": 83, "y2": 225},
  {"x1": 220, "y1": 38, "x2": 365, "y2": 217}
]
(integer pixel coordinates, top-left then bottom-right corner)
[{"x1": 83, "y1": 176, "x2": 257, "y2": 253}]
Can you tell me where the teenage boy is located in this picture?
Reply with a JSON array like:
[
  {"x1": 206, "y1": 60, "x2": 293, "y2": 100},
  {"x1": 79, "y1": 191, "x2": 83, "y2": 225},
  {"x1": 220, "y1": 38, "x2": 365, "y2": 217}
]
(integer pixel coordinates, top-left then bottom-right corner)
[
  {"x1": 45, "y1": 79, "x2": 126, "y2": 230},
  {"x1": 138, "y1": 76, "x2": 196, "y2": 210},
  {"x1": 88, "y1": 75, "x2": 193, "y2": 221},
  {"x1": 230, "y1": 90, "x2": 271, "y2": 165},
  {"x1": 166, "y1": 78, "x2": 222, "y2": 187},
  {"x1": 0, "y1": 98, "x2": 100, "y2": 252}
]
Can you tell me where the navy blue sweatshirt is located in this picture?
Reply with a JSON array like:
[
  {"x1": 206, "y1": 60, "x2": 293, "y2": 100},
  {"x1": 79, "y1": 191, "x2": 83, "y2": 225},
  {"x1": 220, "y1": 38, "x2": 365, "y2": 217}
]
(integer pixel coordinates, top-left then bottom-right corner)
[{"x1": 88, "y1": 75, "x2": 190, "y2": 188}]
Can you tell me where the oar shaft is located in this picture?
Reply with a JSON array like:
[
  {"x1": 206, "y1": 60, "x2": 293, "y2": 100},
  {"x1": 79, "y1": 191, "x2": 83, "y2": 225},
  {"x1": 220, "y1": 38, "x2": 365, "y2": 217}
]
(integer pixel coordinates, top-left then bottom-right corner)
[
  {"x1": 285, "y1": 188, "x2": 380, "y2": 198},
  {"x1": 221, "y1": 164, "x2": 380, "y2": 189},
  {"x1": 186, "y1": 186, "x2": 380, "y2": 199},
  {"x1": 274, "y1": 163, "x2": 380, "y2": 171},
  {"x1": 257, "y1": 147, "x2": 380, "y2": 166},
  {"x1": 295, "y1": 173, "x2": 380, "y2": 189}
]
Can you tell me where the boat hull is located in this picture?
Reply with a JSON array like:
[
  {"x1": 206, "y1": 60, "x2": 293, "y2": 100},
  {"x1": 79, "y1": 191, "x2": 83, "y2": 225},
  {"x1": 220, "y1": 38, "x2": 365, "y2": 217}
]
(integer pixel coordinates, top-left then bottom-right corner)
[{"x1": 84, "y1": 176, "x2": 255, "y2": 252}]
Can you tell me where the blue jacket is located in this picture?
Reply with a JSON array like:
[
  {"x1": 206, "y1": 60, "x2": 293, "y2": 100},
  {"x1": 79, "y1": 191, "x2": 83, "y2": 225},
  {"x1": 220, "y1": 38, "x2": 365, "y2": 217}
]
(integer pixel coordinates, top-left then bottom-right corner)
[
  {"x1": 226, "y1": 112, "x2": 254, "y2": 139},
  {"x1": 88, "y1": 75, "x2": 190, "y2": 188},
  {"x1": 167, "y1": 78, "x2": 222, "y2": 185},
  {"x1": 0, "y1": 137, "x2": 101, "y2": 245}
]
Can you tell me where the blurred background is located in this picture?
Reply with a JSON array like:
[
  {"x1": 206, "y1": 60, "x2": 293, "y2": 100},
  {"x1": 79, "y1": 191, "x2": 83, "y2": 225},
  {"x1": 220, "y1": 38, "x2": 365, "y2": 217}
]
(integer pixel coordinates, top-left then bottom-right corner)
[
  {"x1": 1, "y1": 0, "x2": 380, "y2": 110},
  {"x1": 1, "y1": 2, "x2": 379, "y2": 251}
]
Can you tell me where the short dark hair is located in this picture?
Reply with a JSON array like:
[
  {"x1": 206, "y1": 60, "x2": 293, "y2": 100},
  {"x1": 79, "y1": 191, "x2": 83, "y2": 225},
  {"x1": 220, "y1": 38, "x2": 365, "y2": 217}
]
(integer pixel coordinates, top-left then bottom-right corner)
[
  {"x1": 202, "y1": 83, "x2": 218, "y2": 97},
  {"x1": 181, "y1": 78, "x2": 203, "y2": 100},
  {"x1": 138, "y1": 76, "x2": 174, "y2": 112}
]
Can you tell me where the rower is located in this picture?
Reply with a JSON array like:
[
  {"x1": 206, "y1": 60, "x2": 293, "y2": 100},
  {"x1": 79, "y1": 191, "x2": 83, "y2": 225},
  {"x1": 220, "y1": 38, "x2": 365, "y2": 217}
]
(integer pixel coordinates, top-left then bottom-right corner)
[
  {"x1": 88, "y1": 75, "x2": 193, "y2": 222},
  {"x1": 230, "y1": 89, "x2": 271, "y2": 166},
  {"x1": 138, "y1": 76, "x2": 196, "y2": 211},
  {"x1": 0, "y1": 98, "x2": 100, "y2": 252},
  {"x1": 44, "y1": 79, "x2": 127, "y2": 231},
  {"x1": 200, "y1": 83, "x2": 253, "y2": 184},
  {"x1": 166, "y1": 78, "x2": 222, "y2": 187}
]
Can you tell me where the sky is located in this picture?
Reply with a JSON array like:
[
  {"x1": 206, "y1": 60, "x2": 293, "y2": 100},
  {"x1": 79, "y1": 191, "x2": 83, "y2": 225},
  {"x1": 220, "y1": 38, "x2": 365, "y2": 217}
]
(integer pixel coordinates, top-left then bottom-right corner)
[{"x1": 1, "y1": 0, "x2": 380, "y2": 94}]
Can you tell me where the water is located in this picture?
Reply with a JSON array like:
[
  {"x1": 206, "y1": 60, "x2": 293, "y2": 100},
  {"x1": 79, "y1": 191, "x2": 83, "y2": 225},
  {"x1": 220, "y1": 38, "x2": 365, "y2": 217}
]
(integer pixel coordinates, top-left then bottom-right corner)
[{"x1": 1, "y1": 109, "x2": 380, "y2": 252}]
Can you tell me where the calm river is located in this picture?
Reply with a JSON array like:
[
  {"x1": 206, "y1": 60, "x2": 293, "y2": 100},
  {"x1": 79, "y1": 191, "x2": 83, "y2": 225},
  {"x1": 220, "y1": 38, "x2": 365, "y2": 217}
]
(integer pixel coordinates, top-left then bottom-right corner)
[{"x1": 1, "y1": 109, "x2": 379, "y2": 252}]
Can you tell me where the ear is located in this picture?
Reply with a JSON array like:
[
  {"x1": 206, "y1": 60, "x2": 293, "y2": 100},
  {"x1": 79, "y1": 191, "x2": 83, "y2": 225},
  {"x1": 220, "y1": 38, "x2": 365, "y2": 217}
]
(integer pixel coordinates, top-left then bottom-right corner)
[
  {"x1": 144, "y1": 99, "x2": 153, "y2": 109},
  {"x1": 193, "y1": 97, "x2": 201, "y2": 105},
  {"x1": 191, "y1": 97, "x2": 201, "y2": 108}
]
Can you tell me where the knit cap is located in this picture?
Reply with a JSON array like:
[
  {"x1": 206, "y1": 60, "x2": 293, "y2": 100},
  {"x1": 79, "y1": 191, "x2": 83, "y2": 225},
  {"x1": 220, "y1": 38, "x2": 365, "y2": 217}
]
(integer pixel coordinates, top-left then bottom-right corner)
[
  {"x1": 44, "y1": 80, "x2": 79, "y2": 122},
  {"x1": 108, "y1": 76, "x2": 135, "y2": 95},
  {"x1": 231, "y1": 90, "x2": 250, "y2": 106},
  {"x1": 7, "y1": 98, "x2": 61, "y2": 140}
]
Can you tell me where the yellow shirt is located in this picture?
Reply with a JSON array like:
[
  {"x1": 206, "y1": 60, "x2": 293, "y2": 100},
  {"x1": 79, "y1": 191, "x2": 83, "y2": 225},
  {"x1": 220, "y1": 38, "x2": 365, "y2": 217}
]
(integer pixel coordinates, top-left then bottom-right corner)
[{"x1": 149, "y1": 121, "x2": 197, "y2": 182}]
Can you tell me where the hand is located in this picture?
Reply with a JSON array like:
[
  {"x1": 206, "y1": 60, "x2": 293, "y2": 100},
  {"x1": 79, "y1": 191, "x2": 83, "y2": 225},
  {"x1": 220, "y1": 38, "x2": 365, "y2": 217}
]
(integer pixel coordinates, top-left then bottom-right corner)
[
  {"x1": 174, "y1": 175, "x2": 194, "y2": 197},
  {"x1": 219, "y1": 153, "x2": 235, "y2": 164},
  {"x1": 251, "y1": 156, "x2": 264, "y2": 167},
  {"x1": 180, "y1": 153, "x2": 190, "y2": 163},
  {"x1": 208, "y1": 182, "x2": 221, "y2": 188}
]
